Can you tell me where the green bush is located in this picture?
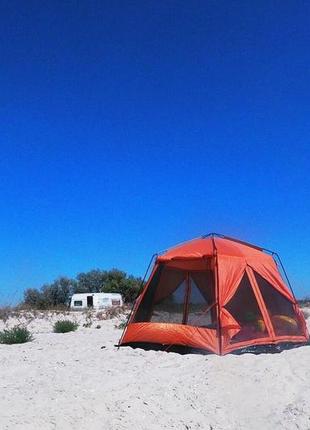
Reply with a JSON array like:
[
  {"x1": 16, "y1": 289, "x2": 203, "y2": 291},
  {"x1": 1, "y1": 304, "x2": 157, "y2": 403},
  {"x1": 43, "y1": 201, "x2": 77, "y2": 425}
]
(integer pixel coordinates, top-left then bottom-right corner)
[
  {"x1": 0, "y1": 326, "x2": 33, "y2": 344},
  {"x1": 53, "y1": 320, "x2": 78, "y2": 333}
]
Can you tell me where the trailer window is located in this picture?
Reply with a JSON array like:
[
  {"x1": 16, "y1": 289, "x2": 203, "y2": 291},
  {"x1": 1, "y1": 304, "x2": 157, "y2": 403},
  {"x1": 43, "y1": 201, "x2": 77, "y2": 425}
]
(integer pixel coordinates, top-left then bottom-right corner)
[{"x1": 74, "y1": 300, "x2": 83, "y2": 307}]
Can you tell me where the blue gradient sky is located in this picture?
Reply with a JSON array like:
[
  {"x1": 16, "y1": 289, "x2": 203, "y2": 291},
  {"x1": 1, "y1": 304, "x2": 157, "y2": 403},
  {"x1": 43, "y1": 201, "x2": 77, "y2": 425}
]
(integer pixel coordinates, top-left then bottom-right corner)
[{"x1": 1, "y1": 1, "x2": 310, "y2": 303}]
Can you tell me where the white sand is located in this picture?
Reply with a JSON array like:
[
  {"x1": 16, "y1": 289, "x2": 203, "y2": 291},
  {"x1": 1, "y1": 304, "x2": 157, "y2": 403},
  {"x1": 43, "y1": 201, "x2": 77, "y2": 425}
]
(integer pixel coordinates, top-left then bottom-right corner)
[{"x1": 0, "y1": 310, "x2": 310, "y2": 430}]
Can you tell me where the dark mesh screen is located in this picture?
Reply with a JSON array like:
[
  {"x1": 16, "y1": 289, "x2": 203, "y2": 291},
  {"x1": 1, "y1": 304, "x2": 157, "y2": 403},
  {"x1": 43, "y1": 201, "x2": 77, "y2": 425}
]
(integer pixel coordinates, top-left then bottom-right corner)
[
  {"x1": 151, "y1": 279, "x2": 186, "y2": 323},
  {"x1": 254, "y1": 272, "x2": 303, "y2": 336},
  {"x1": 133, "y1": 263, "x2": 216, "y2": 327},
  {"x1": 133, "y1": 264, "x2": 165, "y2": 322},
  {"x1": 187, "y1": 273, "x2": 216, "y2": 328},
  {"x1": 225, "y1": 274, "x2": 268, "y2": 343}
]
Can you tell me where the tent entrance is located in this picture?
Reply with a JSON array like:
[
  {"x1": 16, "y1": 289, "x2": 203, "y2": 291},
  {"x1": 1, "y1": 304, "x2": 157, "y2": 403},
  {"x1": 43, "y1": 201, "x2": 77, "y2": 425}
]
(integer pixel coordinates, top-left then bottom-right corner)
[
  {"x1": 133, "y1": 264, "x2": 216, "y2": 328},
  {"x1": 225, "y1": 272, "x2": 268, "y2": 343},
  {"x1": 223, "y1": 269, "x2": 305, "y2": 346}
]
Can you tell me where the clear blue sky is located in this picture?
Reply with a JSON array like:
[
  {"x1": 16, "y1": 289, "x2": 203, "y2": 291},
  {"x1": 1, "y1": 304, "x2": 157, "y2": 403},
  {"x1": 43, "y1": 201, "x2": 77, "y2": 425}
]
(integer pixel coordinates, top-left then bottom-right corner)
[{"x1": 1, "y1": 1, "x2": 310, "y2": 303}]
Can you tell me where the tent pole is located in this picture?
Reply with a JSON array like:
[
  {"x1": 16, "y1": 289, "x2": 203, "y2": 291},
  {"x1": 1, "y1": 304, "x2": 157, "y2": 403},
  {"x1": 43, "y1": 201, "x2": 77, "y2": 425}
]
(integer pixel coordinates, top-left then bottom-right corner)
[
  {"x1": 212, "y1": 237, "x2": 222, "y2": 355},
  {"x1": 183, "y1": 272, "x2": 191, "y2": 325},
  {"x1": 273, "y1": 253, "x2": 297, "y2": 302},
  {"x1": 202, "y1": 232, "x2": 277, "y2": 255},
  {"x1": 117, "y1": 253, "x2": 157, "y2": 347}
]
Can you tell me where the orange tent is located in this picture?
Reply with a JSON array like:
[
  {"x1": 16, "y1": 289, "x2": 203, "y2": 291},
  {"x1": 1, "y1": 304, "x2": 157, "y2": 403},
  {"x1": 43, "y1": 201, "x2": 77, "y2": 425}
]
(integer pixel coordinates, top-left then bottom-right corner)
[{"x1": 119, "y1": 234, "x2": 309, "y2": 355}]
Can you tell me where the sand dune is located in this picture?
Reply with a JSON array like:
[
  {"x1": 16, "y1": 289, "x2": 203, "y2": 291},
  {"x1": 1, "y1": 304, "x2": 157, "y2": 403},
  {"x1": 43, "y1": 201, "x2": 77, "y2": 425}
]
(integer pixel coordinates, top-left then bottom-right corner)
[{"x1": 0, "y1": 310, "x2": 309, "y2": 430}]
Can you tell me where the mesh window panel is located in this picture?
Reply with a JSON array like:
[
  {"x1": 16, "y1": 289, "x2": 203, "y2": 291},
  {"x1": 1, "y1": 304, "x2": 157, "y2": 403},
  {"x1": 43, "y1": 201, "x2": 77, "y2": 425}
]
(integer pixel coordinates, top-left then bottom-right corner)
[
  {"x1": 187, "y1": 272, "x2": 216, "y2": 328},
  {"x1": 133, "y1": 265, "x2": 186, "y2": 323},
  {"x1": 151, "y1": 279, "x2": 186, "y2": 323},
  {"x1": 225, "y1": 274, "x2": 268, "y2": 343},
  {"x1": 254, "y1": 272, "x2": 303, "y2": 336}
]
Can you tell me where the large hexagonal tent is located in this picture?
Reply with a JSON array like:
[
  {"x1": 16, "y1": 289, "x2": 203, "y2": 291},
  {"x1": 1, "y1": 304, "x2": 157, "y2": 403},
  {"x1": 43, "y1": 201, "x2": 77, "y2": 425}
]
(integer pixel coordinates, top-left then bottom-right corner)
[{"x1": 119, "y1": 234, "x2": 309, "y2": 355}]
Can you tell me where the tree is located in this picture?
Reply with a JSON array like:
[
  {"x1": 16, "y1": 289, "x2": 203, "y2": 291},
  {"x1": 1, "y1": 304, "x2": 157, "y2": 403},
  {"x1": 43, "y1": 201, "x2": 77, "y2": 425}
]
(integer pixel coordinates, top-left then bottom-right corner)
[
  {"x1": 23, "y1": 277, "x2": 76, "y2": 309},
  {"x1": 41, "y1": 277, "x2": 75, "y2": 307},
  {"x1": 75, "y1": 270, "x2": 107, "y2": 293},
  {"x1": 101, "y1": 269, "x2": 142, "y2": 302},
  {"x1": 24, "y1": 288, "x2": 45, "y2": 308},
  {"x1": 22, "y1": 268, "x2": 142, "y2": 309}
]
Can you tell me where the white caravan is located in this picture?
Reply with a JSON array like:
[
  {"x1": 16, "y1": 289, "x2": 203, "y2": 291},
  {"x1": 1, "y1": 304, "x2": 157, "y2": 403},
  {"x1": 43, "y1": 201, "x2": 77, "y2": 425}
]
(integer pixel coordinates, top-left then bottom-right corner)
[{"x1": 70, "y1": 293, "x2": 123, "y2": 310}]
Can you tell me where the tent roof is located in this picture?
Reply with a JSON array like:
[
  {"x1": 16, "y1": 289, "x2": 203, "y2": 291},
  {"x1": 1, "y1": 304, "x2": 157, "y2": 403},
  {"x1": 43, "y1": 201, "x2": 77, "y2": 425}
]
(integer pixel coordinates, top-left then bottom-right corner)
[{"x1": 157, "y1": 236, "x2": 269, "y2": 261}]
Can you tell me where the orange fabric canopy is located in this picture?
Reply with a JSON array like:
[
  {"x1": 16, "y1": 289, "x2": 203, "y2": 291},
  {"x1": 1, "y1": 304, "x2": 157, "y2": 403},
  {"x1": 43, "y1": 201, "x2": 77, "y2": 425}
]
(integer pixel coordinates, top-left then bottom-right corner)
[
  {"x1": 120, "y1": 235, "x2": 309, "y2": 355},
  {"x1": 157, "y1": 236, "x2": 267, "y2": 261}
]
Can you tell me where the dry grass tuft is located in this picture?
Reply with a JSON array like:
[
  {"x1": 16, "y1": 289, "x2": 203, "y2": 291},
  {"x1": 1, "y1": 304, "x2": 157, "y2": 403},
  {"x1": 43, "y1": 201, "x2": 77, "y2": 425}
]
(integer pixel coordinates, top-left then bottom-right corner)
[
  {"x1": 96, "y1": 305, "x2": 128, "y2": 320},
  {"x1": 114, "y1": 320, "x2": 127, "y2": 330},
  {"x1": 0, "y1": 307, "x2": 12, "y2": 322},
  {"x1": 301, "y1": 308, "x2": 310, "y2": 319},
  {"x1": 0, "y1": 307, "x2": 25, "y2": 322}
]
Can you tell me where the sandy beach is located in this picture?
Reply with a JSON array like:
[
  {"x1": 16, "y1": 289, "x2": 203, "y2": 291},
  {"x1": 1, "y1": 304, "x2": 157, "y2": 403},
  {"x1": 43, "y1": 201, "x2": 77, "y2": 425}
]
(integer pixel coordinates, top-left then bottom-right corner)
[{"x1": 0, "y1": 310, "x2": 309, "y2": 430}]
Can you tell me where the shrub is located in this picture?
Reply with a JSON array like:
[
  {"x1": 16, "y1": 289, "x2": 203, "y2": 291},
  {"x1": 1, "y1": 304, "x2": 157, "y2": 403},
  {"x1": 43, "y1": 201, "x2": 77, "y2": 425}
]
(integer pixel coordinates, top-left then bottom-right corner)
[
  {"x1": 53, "y1": 320, "x2": 78, "y2": 333},
  {"x1": 83, "y1": 321, "x2": 92, "y2": 328},
  {"x1": 115, "y1": 320, "x2": 127, "y2": 330},
  {"x1": 0, "y1": 307, "x2": 11, "y2": 322},
  {"x1": 0, "y1": 326, "x2": 33, "y2": 344},
  {"x1": 96, "y1": 305, "x2": 127, "y2": 321},
  {"x1": 82, "y1": 310, "x2": 93, "y2": 328},
  {"x1": 0, "y1": 307, "x2": 23, "y2": 322}
]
